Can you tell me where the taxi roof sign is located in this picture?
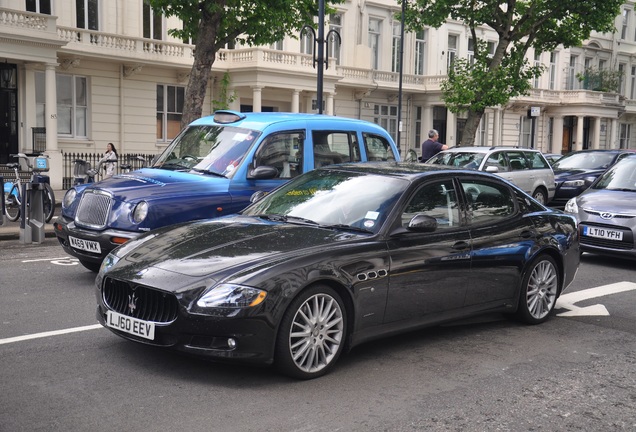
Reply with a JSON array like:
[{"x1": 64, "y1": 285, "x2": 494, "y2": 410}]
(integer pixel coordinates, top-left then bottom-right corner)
[{"x1": 213, "y1": 110, "x2": 246, "y2": 124}]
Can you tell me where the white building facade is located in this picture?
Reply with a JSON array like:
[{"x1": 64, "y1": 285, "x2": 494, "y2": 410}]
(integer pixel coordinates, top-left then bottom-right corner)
[{"x1": 1, "y1": 0, "x2": 635, "y2": 190}]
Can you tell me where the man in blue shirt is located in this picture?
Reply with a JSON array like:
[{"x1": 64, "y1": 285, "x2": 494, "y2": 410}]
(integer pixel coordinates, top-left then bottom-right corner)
[{"x1": 421, "y1": 129, "x2": 448, "y2": 162}]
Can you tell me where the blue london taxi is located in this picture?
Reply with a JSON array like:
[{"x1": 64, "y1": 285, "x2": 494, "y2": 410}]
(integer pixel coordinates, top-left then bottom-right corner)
[{"x1": 54, "y1": 111, "x2": 400, "y2": 271}]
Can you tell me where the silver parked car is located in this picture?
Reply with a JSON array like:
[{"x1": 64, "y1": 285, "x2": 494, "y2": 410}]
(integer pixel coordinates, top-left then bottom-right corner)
[
  {"x1": 564, "y1": 155, "x2": 636, "y2": 258},
  {"x1": 426, "y1": 147, "x2": 555, "y2": 204}
]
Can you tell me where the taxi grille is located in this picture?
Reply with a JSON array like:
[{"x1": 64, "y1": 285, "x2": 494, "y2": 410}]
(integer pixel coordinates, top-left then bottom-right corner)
[
  {"x1": 103, "y1": 277, "x2": 179, "y2": 323},
  {"x1": 75, "y1": 191, "x2": 112, "y2": 229}
]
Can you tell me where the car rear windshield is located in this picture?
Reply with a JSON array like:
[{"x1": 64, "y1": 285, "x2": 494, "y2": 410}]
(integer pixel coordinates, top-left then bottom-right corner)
[
  {"x1": 553, "y1": 152, "x2": 616, "y2": 170},
  {"x1": 427, "y1": 152, "x2": 485, "y2": 169}
]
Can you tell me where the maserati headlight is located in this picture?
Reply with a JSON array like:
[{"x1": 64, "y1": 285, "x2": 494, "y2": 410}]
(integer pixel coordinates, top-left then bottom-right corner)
[
  {"x1": 197, "y1": 284, "x2": 267, "y2": 308},
  {"x1": 99, "y1": 251, "x2": 120, "y2": 273},
  {"x1": 563, "y1": 180, "x2": 585, "y2": 187},
  {"x1": 132, "y1": 201, "x2": 149, "y2": 223},
  {"x1": 564, "y1": 198, "x2": 579, "y2": 214},
  {"x1": 62, "y1": 189, "x2": 77, "y2": 208}
]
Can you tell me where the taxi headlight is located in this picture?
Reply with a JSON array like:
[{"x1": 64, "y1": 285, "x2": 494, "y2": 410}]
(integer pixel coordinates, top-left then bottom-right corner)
[
  {"x1": 62, "y1": 189, "x2": 77, "y2": 208},
  {"x1": 132, "y1": 201, "x2": 149, "y2": 223},
  {"x1": 564, "y1": 198, "x2": 579, "y2": 214},
  {"x1": 197, "y1": 284, "x2": 267, "y2": 308}
]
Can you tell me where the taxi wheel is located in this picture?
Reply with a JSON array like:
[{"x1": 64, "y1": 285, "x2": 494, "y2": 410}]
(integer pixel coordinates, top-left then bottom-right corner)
[
  {"x1": 275, "y1": 285, "x2": 347, "y2": 380},
  {"x1": 79, "y1": 259, "x2": 102, "y2": 273}
]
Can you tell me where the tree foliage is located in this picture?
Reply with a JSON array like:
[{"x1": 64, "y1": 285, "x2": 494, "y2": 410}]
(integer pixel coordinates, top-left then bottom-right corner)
[
  {"x1": 149, "y1": 0, "x2": 343, "y2": 128},
  {"x1": 403, "y1": 0, "x2": 623, "y2": 146}
]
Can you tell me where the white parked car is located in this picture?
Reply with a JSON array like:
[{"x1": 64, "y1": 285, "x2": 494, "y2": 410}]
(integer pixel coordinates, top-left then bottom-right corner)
[{"x1": 426, "y1": 146, "x2": 555, "y2": 204}]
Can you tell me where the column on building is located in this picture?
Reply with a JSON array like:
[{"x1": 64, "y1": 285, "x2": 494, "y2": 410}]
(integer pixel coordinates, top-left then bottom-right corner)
[
  {"x1": 575, "y1": 116, "x2": 584, "y2": 151},
  {"x1": 291, "y1": 90, "x2": 300, "y2": 113},
  {"x1": 592, "y1": 116, "x2": 601, "y2": 150},
  {"x1": 492, "y1": 107, "x2": 502, "y2": 147},
  {"x1": 446, "y1": 110, "x2": 456, "y2": 147},
  {"x1": 251, "y1": 86, "x2": 262, "y2": 113},
  {"x1": 551, "y1": 116, "x2": 564, "y2": 154},
  {"x1": 326, "y1": 93, "x2": 334, "y2": 115},
  {"x1": 44, "y1": 63, "x2": 63, "y2": 190},
  {"x1": 609, "y1": 118, "x2": 619, "y2": 149}
]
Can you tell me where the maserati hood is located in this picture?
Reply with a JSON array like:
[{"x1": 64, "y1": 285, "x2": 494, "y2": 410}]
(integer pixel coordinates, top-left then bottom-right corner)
[{"x1": 115, "y1": 216, "x2": 361, "y2": 279}]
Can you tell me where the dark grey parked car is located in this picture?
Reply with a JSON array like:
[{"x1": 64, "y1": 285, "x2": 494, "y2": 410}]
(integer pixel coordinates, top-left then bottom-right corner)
[
  {"x1": 565, "y1": 155, "x2": 636, "y2": 258},
  {"x1": 550, "y1": 149, "x2": 636, "y2": 207}
]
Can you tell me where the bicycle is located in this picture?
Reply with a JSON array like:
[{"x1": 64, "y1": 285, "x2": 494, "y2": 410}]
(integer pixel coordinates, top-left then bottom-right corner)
[{"x1": 3, "y1": 153, "x2": 56, "y2": 223}]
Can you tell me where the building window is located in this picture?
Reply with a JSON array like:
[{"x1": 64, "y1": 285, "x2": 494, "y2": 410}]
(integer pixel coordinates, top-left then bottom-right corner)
[
  {"x1": 467, "y1": 38, "x2": 475, "y2": 65},
  {"x1": 415, "y1": 106, "x2": 422, "y2": 149},
  {"x1": 619, "y1": 124, "x2": 631, "y2": 149},
  {"x1": 619, "y1": 63, "x2": 627, "y2": 95},
  {"x1": 622, "y1": 8, "x2": 630, "y2": 40},
  {"x1": 533, "y1": 51, "x2": 541, "y2": 88},
  {"x1": 374, "y1": 104, "x2": 398, "y2": 143},
  {"x1": 447, "y1": 34, "x2": 458, "y2": 71},
  {"x1": 76, "y1": 0, "x2": 98, "y2": 30},
  {"x1": 300, "y1": 18, "x2": 316, "y2": 56},
  {"x1": 329, "y1": 14, "x2": 342, "y2": 65},
  {"x1": 143, "y1": 0, "x2": 163, "y2": 40},
  {"x1": 35, "y1": 71, "x2": 45, "y2": 127},
  {"x1": 477, "y1": 115, "x2": 487, "y2": 147},
  {"x1": 547, "y1": 117, "x2": 554, "y2": 151},
  {"x1": 631, "y1": 66, "x2": 636, "y2": 99},
  {"x1": 519, "y1": 116, "x2": 532, "y2": 148},
  {"x1": 414, "y1": 30, "x2": 426, "y2": 75},
  {"x1": 27, "y1": 0, "x2": 52, "y2": 14},
  {"x1": 567, "y1": 55, "x2": 577, "y2": 90},
  {"x1": 598, "y1": 59, "x2": 606, "y2": 70},
  {"x1": 391, "y1": 22, "x2": 401, "y2": 73},
  {"x1": 549, "y1": 52, "x2": 557, "y2": 90},
  {"x1": 368, "y1": 18, "x2": 381, "y2": 70},
  {"x1": 57, "y1": 74, "x2": 88, "y2": 138},
  {"x1": 157, "y1": 84, "x2": 185, "y2": 142}
]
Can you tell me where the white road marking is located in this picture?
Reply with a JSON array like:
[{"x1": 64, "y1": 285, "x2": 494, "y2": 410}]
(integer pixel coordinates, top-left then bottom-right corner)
[
  {"x1": 0, "y1": 324, "x2": 102, "y2": 345},
  {"x1": 22, "y1": 257, "x2": 71, "y2": 263},
  {"x1": 556, "y1": 281, "x2": 636, "y2": 317}
]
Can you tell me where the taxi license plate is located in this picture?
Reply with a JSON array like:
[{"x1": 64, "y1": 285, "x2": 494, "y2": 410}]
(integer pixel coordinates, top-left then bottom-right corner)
[
  {"x1": 106, "y1": 311, "x2": 155, "y2": 340},
  {"x1": 583, "y1": 226, "x2": 623, "y2": 241},
  {"x1": 69, "y1": 236, "x2": 101, "y2": 253}
]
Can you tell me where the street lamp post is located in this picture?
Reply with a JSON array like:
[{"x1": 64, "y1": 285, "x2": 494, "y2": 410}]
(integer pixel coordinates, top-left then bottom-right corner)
[
  {"x1": 302, "y1": 0, "x2": 340, "y2": 115},
  {"x1": 397, "y1": 0, "x2": 406, "y2": 155}
]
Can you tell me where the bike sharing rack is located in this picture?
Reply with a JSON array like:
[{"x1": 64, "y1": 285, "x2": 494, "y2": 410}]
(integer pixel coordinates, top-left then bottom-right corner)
[{"x1": 19, "y1": 155, "x2": 50, "y2": 244}]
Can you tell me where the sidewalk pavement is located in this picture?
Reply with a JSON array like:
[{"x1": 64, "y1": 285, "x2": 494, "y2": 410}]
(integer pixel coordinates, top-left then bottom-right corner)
[{"x1": 0, "y1": 189, "x2": 63, "y2": 241}]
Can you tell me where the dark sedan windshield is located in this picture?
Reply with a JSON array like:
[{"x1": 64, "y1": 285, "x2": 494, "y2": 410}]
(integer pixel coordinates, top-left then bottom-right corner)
[
  {"x1": 243, "y1": 169, "x2": 408, "y2": 233},
  {"x1": 592, "y1": 157, "x2": 636, "y2": 191},
  {"x1": 553, "y1": 152, "x2": 616, "y2": 170}
]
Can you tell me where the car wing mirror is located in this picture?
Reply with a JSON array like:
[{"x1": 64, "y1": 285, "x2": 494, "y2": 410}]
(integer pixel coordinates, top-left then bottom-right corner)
[
  {"x1": 250, "y1": 190, "x2": 269, "y2": 203},
  {"x1": 407, "y1": 214, "x2": 438, "y2": 232},
  {"x1": 485, "y1": 166, "x2": 499, "y2": 173},
  {"x1": 248, "y1": 165, "x2": 278, "y2": 180}
]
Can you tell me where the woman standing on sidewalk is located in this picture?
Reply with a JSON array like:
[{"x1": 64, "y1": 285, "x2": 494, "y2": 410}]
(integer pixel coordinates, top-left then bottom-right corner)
[{"x1": 99, "y1": 143, "x2": 118, "y2": 179}]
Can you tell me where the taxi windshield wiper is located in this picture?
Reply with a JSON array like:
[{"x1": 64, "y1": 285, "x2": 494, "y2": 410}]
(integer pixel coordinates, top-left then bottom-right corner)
[{"x1": 191, "y1": 168, "x2": 227, "y2": 178}]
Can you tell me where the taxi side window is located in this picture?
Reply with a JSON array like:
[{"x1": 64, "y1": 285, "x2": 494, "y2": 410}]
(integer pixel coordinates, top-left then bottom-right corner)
[
  {"x1": 254, "y1": 132, "x2": 304, "y2": 179},
  {"x1": 363, "y1": 133, "x2": 397, "y2": 162},
  {"x1": 401, "y1": 180, "x2": 460, "y2": 229},
  {"x1": 313, "y1": 131, "x2": 361, "y2": 168}
]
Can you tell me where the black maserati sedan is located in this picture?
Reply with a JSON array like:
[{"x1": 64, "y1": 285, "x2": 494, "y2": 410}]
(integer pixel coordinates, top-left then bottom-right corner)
[{"x1": 95, "y1": 163, "x2": 580, "y2": 379}]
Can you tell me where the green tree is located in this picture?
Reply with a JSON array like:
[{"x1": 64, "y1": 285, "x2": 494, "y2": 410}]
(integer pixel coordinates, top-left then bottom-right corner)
[
  {"x1": 149, "y1": 0, "x2": 343, "y2": 128},
  {"x1": 403, "y1": 0, "x2": 623, "y2": 146}
]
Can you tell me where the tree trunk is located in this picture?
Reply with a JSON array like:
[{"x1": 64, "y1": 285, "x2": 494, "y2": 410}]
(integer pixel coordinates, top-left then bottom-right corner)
[
  {"x1": 459, "y1": 109, "x2": 485, "y2": 147},
  {"x1": 180, "y1": 10, "x2": 219, "y2": 129}
]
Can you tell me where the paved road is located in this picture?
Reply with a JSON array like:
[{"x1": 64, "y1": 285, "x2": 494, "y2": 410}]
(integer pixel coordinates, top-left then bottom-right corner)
[{"x1": 1, "y1": 242, "x2": 635, "y2": 431}]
